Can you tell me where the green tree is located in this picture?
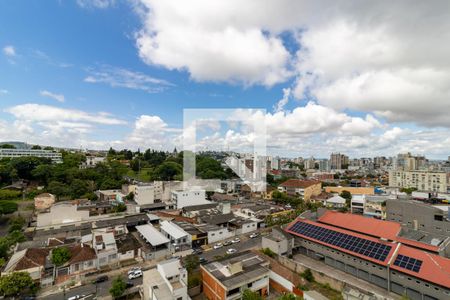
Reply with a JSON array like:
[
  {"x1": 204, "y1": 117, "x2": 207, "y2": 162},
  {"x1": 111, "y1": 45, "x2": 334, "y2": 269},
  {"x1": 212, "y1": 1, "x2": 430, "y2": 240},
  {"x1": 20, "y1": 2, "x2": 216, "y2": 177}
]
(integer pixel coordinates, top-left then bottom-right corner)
[
  {"x1": 31, "y1": 164, "x2": 53, "y2": 185},
  {"x1": 47, "y1": 181, "x2": 70, "y2": 199},
  {"x1": 242, "y1": 289, "x2": 263, "y2": 300},
  {"x1": 31, "y1": 145, "x2": 42, "y2": 150},
  {"x1": 339, "y1": 190, "x2": 352, "y2": 207},
  {"x1": 8, "y1": 216, "x2": 26, "y2": 233},
  {"x1": 0, "y1": 272, "x2": 34, "y2": 297},
  {"x1": 0, "y1": 144, "x2": 16, "y2": 149},
  {"x1": 109, "y1": 276, "x2": 127, "y2": 299},
  {"x1": 0, "y1": 201, "x2": 18, "y2": 215},
  {"x1": 69, "y1": 179, "x2": 89, "y2": 199},
  {"x1": 154, "y1": 161, "x2": 182, "y2": 180},
  {"x1": 51, "y1": 247, "x2": 71, "y2": 266},
  {"x1": 300, "y1": 268, "x2": 315, "y2": 282},
  {"x1": 184, "y1": 255, "x2": 200, "y2": 273},
  {"x1": 278, "y1": 293, "x2": 302, "y2": 300}
]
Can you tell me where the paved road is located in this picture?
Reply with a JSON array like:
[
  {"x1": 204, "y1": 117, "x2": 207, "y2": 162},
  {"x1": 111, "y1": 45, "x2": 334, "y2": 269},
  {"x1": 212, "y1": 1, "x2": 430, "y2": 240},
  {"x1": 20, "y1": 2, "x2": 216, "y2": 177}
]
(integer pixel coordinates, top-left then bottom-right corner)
[
  {"x1": 42, "y1": 276, "x2": 142, "y2": 300},
  {"x1": 42, "y1": 235, "x2": 262, "y2": 300},
  {"x1": 200, "y1": 235, "x2": 262, "y2": 261}
]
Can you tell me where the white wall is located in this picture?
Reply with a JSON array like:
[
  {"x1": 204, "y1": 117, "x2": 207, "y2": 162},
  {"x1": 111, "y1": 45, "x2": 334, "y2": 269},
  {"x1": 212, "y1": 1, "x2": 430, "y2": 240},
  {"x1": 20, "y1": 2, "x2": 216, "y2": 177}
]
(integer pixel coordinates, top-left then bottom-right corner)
[
  {"x1": 135, "y1": 185, "x2": 156, "y2": 205},
  {"x1": 207, "y1": 228, "x2": 235, "y2": 244},
  {"x1": 172, "y1": 190, "x2": 210, "y2": 209}
]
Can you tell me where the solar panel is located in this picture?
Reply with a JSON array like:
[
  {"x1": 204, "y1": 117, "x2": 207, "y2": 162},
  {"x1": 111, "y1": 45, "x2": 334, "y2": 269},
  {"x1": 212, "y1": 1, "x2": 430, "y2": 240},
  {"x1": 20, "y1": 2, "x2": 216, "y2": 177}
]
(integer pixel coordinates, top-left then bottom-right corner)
[
  {"x1": 289, "y1": 221, "x2": 392, "y2": 262},
  {"x1": 393, "y1": 254, "x2": 422, "y2": 273}
]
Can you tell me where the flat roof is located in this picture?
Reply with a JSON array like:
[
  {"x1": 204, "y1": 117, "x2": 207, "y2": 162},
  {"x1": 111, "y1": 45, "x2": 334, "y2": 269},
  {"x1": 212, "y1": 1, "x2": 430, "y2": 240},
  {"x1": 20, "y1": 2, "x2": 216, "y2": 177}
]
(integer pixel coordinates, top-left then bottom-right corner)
[
  {"x1": 160, "y1": 221, "x2": 188, "y2": 239},
  {"x1": 136, "y1": 224, "x2": 169, "y2": 246}
]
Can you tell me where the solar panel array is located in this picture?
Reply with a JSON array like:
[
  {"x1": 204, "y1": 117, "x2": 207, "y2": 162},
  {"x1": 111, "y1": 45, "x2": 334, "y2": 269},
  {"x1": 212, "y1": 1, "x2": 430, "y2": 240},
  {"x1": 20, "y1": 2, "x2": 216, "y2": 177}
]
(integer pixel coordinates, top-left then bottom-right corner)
[
  {"x1": 393, "y1": 254, "x2": 422, "y2": 273},
  {"x1": 289, "y1": 221, "x2": 392, "y2": 262}
]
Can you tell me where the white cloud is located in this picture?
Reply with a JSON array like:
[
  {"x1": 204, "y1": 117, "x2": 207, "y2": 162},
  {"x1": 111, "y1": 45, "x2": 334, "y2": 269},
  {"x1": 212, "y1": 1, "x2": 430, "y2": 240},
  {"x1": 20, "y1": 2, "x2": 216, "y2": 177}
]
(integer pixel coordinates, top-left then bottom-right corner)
[
  {"x1": 134, "y1": 0, "x2": 450, "y2": 128},
  {"x1": 134, "y1": 0, "x2": 292, "y2": 86},
  {"x1": 76, "y1": 0, "x2": 115, "y2": 9},
  {"x1": 273, "y1": 88, "x2": 291, "y2": 112},
  {"x1": 40, "y1": 90, "x2": 65, "y2": 103},
  {"x1": 5, "y1": 103, "x2": 126, "y2": 125},
  {"x1": 84, "y1": 65, "x2": 172, "y2": 93},
  {"x1": 3, "y1": 45, "x2": 16, "y2": 57}
]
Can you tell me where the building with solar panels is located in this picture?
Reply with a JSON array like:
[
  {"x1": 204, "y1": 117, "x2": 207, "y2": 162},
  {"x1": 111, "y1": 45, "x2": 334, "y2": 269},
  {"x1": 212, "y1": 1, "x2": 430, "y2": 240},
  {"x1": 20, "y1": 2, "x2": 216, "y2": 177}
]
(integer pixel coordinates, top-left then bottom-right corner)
[{"x1": 285, "y1": 209, "x2": 450, "y2": 300}]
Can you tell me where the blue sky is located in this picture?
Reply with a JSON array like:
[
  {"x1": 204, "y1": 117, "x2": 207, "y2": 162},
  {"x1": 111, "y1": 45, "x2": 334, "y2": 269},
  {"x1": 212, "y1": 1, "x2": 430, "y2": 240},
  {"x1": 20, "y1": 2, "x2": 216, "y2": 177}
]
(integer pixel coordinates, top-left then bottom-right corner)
[{"x1": 1, "y1": 1, "x2": 449, "y2": 159}]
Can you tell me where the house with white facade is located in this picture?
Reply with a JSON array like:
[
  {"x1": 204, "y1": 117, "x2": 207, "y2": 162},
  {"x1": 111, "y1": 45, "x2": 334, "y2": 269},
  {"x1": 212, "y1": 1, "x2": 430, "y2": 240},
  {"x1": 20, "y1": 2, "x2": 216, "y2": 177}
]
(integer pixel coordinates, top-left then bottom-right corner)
[
  {"x1": 171, "y1": 189, "x2": 210, "y2": 209},
  {"x1": 142, "y1": 259, "x2": 189, "y2": 300},
  {"x1": 160, "y1": 221, "x2": 191, "y2": 251}
]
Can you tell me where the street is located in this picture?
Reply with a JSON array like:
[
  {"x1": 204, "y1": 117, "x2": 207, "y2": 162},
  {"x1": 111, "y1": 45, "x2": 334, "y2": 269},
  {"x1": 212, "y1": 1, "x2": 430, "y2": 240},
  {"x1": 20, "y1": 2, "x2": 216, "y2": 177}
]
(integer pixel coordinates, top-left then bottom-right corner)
[
  {"x1": 42, "y1": 277, "x2": 142, "y2": 300},
  {"x1": 41, "y1": 235, "x2": 262, "y2": 300}
]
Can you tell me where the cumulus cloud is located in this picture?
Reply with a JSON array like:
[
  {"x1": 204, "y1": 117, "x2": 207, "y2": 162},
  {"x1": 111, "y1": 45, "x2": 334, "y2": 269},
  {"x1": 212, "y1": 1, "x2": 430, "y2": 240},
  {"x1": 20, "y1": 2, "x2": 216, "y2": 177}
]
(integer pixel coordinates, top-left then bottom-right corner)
[
  {"x1": 40, "y1": 90, "x2": 65, "y2": 103},
  {"x1": 3, "y1": 45, "x2": 16, "y2": 57},
  {"x1": 133, "y1": 0, "x2": 450, "y2": 128},
  {"x1": 84, "y1": 65, "x2": 172, "y2": 93}
]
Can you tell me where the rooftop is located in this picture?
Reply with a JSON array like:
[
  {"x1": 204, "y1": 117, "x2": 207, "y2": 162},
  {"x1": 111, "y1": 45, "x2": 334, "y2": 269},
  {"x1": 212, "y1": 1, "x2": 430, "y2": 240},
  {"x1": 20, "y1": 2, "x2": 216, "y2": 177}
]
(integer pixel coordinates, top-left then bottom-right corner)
[
  {"x1": 280, "y1": 179, "x2": 321, "y2": 188},
  {"x1": 201, "y1": 251, "x2": 270, "y2": 289},
  {"x1": 136, "y1": 224, "x2": 170, "y2": 246}
]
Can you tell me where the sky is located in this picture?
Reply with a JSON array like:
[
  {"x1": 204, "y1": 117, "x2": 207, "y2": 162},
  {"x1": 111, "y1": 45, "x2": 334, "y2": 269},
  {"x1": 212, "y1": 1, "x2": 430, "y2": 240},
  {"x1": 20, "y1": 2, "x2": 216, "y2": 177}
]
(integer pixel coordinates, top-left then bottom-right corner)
[{"x1": 1, "y1": 0, "x2": 450, "y2": 159}]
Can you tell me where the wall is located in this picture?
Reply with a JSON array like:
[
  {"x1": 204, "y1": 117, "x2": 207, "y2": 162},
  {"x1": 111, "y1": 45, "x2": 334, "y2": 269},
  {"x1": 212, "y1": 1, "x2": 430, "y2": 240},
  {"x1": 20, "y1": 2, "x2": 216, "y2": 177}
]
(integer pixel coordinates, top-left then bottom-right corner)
[{"x1": 201, "y1": 267, "x2": 226, "y2": 300}]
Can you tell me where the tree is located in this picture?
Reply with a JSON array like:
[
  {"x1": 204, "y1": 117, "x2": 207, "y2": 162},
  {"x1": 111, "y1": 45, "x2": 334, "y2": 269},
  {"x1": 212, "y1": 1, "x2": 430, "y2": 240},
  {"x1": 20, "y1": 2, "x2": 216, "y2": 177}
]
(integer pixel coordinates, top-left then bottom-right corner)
[
  {"x1": 242, "y1": 289, "x2": 263, "y2": 300},
  {"x1": 184, "y1": 255, "x2": 200, "y2": 273},
  {"x1": 0, "y1": 144, "x2": 16, "y2": 149},
  {"x1": 0, "y1": 272, "x2": 34, "y2": 297},
  {"x1": 278, "y1": 294, "x2": 302, "y2": 300},
  {"x1": 51, "y1": 247, "x2": 71, "y2": 266},
  {"x1": 0, "y1": 201, "x2": 18, "y2": 215},
  {"x1": 339, "y1": 190, "x2": 352, "y2": 207},
  {"x1": 31, "y1": 145, "x2": 42, "y2": 149},
  {"x1": 47, "y1": 181, "x2": 70, "y2": 199},
  {"x1": 109, "y1": 276, "x2": 127, "y2": 299},
  {"x1": 112, "y1": 203, "x2": 127, "y2": 213},
  {"x1": 31, "y1": 164, "x2": 53, "y2": 185},
  {"x1": 154, "y1": 161, "x2": 182, "y2": 180},
  {"x1": 69, "y1": 179, "x2": 89, "y2": 199},
  {"x1": 300, "y1": 268, "x2": 315, "y2": 282}
]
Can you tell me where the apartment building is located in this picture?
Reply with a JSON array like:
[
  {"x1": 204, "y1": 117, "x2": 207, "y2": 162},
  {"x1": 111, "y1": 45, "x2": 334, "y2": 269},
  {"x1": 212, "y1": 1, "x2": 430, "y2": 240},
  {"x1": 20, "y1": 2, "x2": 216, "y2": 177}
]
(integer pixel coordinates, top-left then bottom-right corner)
[
  {"x1": 201, "y1": 251, "x2": 270, "y2": 300},
  {"x1": 142, "y1": 259, "x2": 188, "y2": 300},
  {"x1": 388, "y1": 170, "x2": 448, "y2": 193},
  {"x1": 0, "y1": 148, "x2": 62, "y2": 163},
  {"x1": 171, "y1": 189, "x2": 210, "y2": 209},
  {"x1": 286, "y1": 211, "x2": 450, "y2": 300},
  {"x1": 330, "y1": 152, "x2": 349, "y2": 170},
  {"x1": 134, "y1": 182, "x2": 163, "y2": 206}
]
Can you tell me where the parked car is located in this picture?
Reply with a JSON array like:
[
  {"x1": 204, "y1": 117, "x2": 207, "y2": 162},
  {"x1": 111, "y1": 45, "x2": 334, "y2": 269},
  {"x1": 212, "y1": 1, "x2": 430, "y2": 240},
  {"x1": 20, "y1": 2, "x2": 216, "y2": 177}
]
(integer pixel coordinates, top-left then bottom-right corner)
[
  {"x1": 223, "y1": 240, "x2": 232, "y2": 246},
  {"x1": 68, "y1": 295, "x2": 85, "y2": 300},
  {"x1": 128, "y1": 269, "x2": 143, "y2": 280},
  {"x1": 126, "y1": 281, "x2": 134, "y2": 288},
  {"x1": 249, "y1": 232, "x2": 259, "y2": 239},
  {"x1": 192, "y1": 248, "x2": 203, "y2": 255},
  {"x1": 226, "y1": 248, "x2": 237, "y2": 254},
  {"x1": 213, "y1": 243, "x2": 223, "y2": 249},
  {"x1": 95, "y1": 275, "x2": 108, "y2": 283},
  {"x1": 128, "y1": 267, "x2": 141, "y2": 275},
  {"x1": 231, "y1": 237, "x2": 241, "y2": 243},
  {"x1": 199, "y1": 257, "x2": 208, "y2": 264}
]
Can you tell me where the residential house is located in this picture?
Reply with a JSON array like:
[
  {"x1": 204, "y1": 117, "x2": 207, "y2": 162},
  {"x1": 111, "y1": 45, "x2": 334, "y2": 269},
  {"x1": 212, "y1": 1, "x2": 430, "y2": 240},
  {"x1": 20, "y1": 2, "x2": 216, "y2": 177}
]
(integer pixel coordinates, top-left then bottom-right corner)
[
  {"x1": 325, "y1": 195, "x2": 346, "y2": 209},
  {"x1": 160, "y1": 220, "x2": 191, "y2": 251},
  {"x1": 278, "y1": 179, "x2": 322, "y2": 201},
  {"x1": 201, "y1": 251, "x2": 270, "y2": 300},
  {"x1": 92, "y1": 230, "x2": 119, "y2": 268},
  {"x1": 37, "y1": 202, "x2": 90, "y2": 227},
  {"x1": 171, "y1": 189, "x2": 210, "y2": 209},
  {"x1": 136, "y1": 224, "x2": 170, "y2": 260},
  {"x1": 262, "y1": 226, "x2": 294, "y2": 256},
  {"x1": 142, "y1": 259, "x2": 188, "y2": 300},
  {"x1": 2, "y1": 248, "x2": 49, "y2": 281},
  {"x1": 55, "y1": 244, "x2": 97, "y2": 283},
  {"x1": 116, "y1": 233, "x2": 142, "y2": 262}
]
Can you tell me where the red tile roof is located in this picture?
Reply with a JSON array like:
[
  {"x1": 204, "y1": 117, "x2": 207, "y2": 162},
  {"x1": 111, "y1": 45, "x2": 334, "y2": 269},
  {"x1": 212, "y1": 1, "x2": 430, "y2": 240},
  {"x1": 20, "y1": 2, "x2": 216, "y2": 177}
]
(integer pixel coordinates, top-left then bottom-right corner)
[
  {"x1": 318, "y1": 210, "x2": 401, "y2": 240},
  {"x1": 318, "y1": 211, "x2": 440, "y2": 252},
  {"x1": 280, "y1": 179, "x2": 320, "y2": 188},
  {"x1": 15, "y1": 248, "x2": 49, "y2": 271},
  {"x1": 286, "y1": 217, "x2": 450, "y2": 289},
  {"x1": 68, "y1": 244, "x2": 97, "y2": 265}
]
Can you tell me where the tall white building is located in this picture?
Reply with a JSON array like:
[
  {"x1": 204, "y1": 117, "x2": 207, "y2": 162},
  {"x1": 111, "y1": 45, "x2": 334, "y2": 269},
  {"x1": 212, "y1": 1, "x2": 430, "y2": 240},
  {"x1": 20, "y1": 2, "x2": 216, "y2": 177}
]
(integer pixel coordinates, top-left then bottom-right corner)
[
  {"x1": 389, "y1": 170, "x2": 448, "y2": 192},
  {"x1": 134, "y1": 182, "x2": 163, "y2": 206},
  {"x1": 171, "y1": 189, "x2": 210, "y2": 209}
]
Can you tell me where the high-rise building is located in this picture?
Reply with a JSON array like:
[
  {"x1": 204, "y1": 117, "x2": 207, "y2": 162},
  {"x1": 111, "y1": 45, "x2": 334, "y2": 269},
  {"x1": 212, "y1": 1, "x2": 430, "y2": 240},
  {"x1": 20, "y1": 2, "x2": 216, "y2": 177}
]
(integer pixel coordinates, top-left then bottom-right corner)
[
  {"x1": 330, "y1": 152, "x2": 349, "y2": 170},
  {"x1": 388, "y1": 170, "x2": 447, "y2": 192}
]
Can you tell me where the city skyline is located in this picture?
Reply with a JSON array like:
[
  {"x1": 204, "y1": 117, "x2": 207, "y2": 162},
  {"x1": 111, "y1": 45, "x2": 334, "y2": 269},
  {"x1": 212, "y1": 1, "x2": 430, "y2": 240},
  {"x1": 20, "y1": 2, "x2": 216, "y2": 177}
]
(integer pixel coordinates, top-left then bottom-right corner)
[{"x1": 1, "y1": 1, "x2": 450, "y2": 159}]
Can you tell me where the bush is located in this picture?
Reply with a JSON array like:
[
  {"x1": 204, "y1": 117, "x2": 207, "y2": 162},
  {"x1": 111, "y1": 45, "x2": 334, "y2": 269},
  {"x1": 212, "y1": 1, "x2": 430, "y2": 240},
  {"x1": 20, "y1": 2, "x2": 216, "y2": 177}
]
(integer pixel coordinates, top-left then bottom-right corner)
[
  {"x1": 0, "y1": 201, "x2": 18, "y2": 215},
  {"x1": 188, "y1": 274, "x2": 201, "y2": 288},
  {"x1": 300, "y1": 268, "x2": 315, "y2": 282},
  {"x1": 0, "y1": 190, "x2": 22, "y2": 200},
  {"x1": 51, "y1": 247, "x2": 71, "y2": 266},
  {"x1": 261, "y1": 248, "x2": 276, "y2": 258}
]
